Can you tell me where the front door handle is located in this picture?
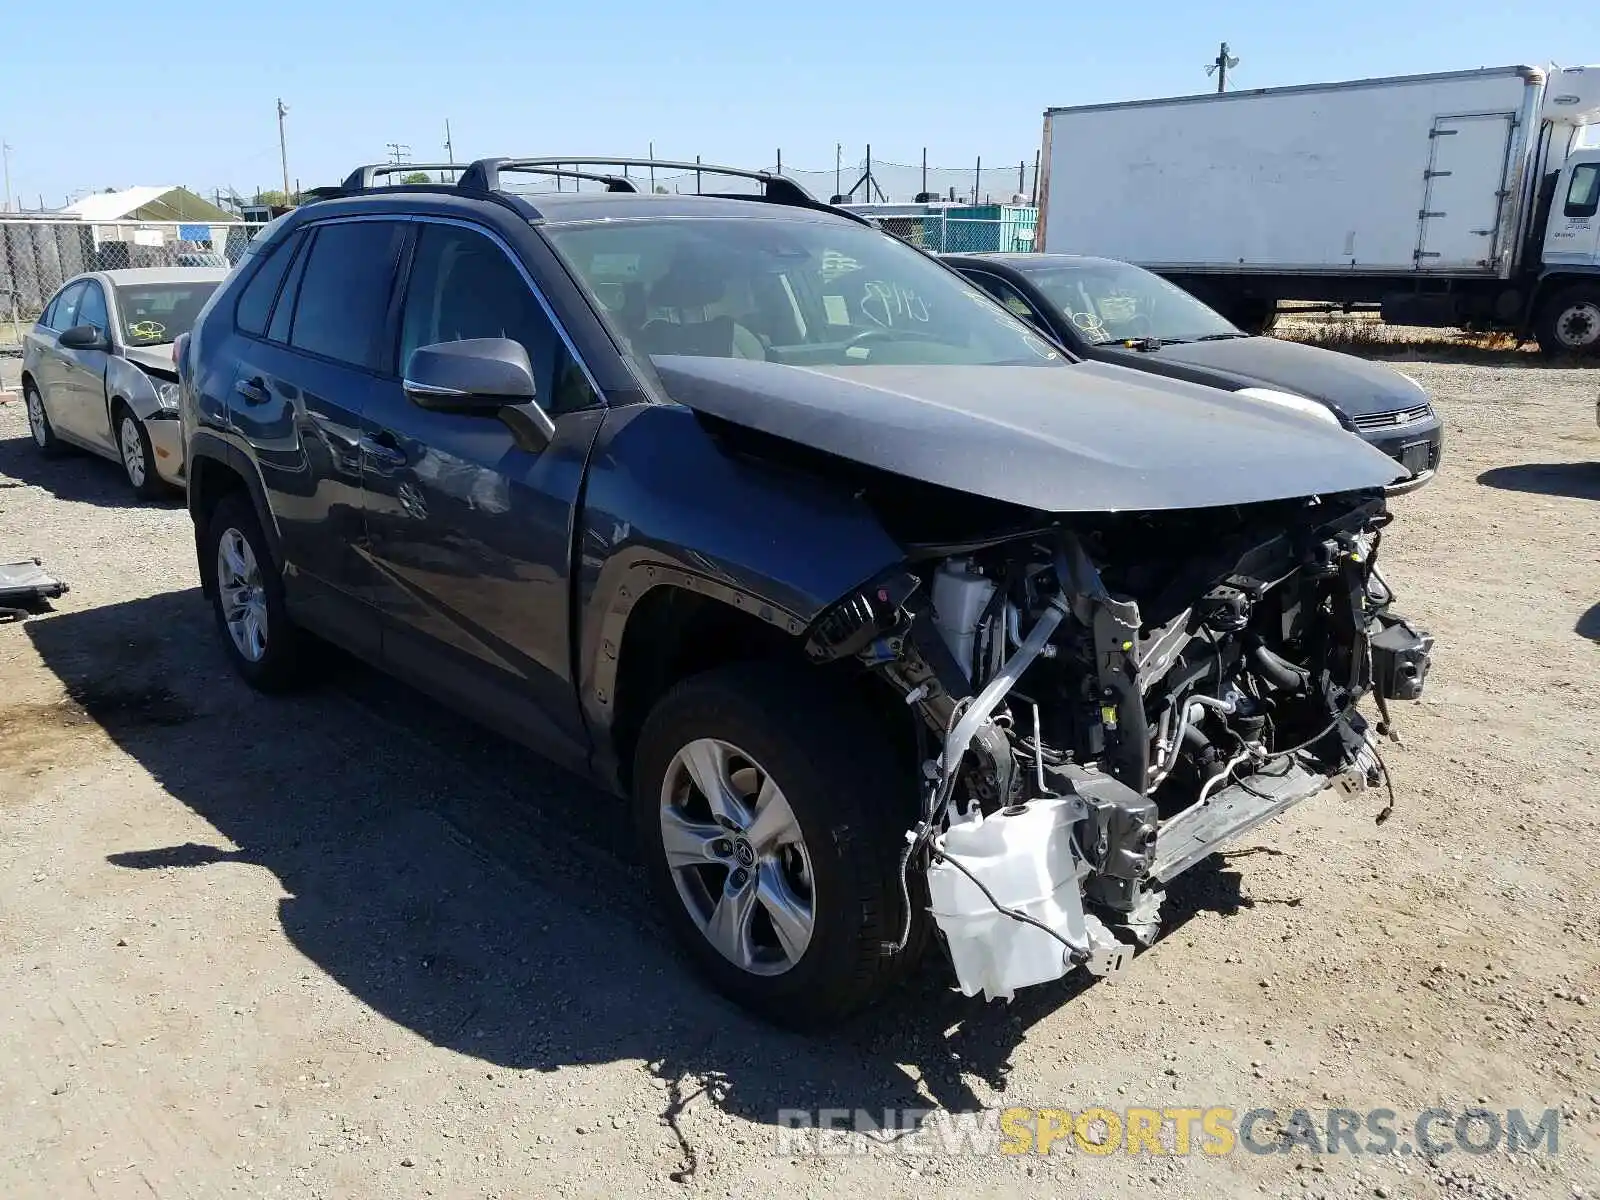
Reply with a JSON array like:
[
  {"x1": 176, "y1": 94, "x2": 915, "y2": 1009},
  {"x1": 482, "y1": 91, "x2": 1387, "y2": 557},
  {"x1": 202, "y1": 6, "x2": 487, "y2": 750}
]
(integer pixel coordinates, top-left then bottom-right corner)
[
  {"x1": 359, "y1": 432, "x2": 409, "y2": 469},
  {"x1": 235, "y1": 377, "x2": 269, "y2": 406}
]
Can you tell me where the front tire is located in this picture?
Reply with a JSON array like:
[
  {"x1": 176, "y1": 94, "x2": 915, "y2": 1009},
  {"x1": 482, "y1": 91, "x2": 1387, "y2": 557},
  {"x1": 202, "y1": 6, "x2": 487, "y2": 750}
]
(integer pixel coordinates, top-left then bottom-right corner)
[
  {"x1": 632, "y1": 662, "x2": 925, "y2": 1028},
  {"x1": 25, "y1": 383, "x2": 63, "y2": 455},
  {"x1": 115, "y1": 408, "x2": 164, "y2": 499},
  {"x1": 203, "y1": 492, "x2": 308, "y2": 692},
  {"x1": 1536, "y1": 287, "x2": 1600, "y2": 358}
]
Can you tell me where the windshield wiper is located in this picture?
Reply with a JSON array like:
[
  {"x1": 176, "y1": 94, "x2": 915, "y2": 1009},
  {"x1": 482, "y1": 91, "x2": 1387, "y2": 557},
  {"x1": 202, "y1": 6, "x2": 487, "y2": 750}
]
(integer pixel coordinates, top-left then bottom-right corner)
[
  {"x1": 1105, "y1": 336, "x2": 1169, "y2": 352},
  {"x1": 1194, "y1": 332, "x2": 1249, "y2": 341}
]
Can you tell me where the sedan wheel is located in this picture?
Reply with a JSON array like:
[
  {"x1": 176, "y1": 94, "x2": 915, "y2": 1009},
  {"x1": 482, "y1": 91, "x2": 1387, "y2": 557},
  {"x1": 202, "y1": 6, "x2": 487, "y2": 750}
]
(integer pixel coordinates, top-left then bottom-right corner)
[
  {"x1": 216, "y1": 526, "x2": 269, "y2": 663},
  {"x1": 660, "y1": 737, "x2": 816, "y2": 975},
  {"x1": 25, "y1": 386, "x2": 61, "y2": 453},
  {"x1": 120, "y1": 415, "x2": 148, "y2": 487}
]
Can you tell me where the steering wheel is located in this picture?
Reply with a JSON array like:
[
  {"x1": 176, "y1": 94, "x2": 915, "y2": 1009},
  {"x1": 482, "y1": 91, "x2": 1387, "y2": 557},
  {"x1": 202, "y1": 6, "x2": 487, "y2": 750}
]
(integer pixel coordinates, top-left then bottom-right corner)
[
  {"x1": 128, "y1": 319, "x2": 166, "y2": 341},
  {"x1": 1111, "y1": 313, "x2": 1155, "y2": 340},
  {"x1": 844, "y1": 326, "x2": 941, "y2": 349}
]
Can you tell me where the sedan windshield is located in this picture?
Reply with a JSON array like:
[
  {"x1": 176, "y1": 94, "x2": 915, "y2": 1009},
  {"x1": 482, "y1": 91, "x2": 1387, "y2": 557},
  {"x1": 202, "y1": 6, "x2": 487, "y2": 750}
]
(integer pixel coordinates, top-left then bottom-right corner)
[
  {"x1": 545, "y1": 216, "x2": 1063, "y2": 368},
  {"x1": 115, "y1": 281, "x2": 220, "y2": 346},
  {"x1": 1023, "y1": 260, "x2": 1242, "y2": 346}
]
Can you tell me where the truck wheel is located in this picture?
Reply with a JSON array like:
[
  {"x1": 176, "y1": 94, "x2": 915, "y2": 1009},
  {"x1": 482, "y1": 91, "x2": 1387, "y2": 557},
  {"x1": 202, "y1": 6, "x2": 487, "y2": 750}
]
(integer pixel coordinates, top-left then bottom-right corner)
[
  {"x1": 632, "y1": 662, "x2": 926, "y2": 1028},
  {"x1": 204, "y1": 492, "x2": 309, "y2": 692},
  {"x1": 1230, "y1": 298, "x2": 1279, "y2": 335},
  {"x1": 1536, "y1": 288, "x2": 1600, "y2": 357}
]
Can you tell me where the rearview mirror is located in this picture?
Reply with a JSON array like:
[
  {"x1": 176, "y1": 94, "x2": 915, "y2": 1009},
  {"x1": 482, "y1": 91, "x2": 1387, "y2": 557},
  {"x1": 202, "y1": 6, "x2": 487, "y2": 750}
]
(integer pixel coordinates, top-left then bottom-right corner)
[
  {"x1": 403, "y1": 337, "x2": 556, "y2": 450},
  {"x1": 58, "y1": 323, "x2": 109, "y2": 351}
]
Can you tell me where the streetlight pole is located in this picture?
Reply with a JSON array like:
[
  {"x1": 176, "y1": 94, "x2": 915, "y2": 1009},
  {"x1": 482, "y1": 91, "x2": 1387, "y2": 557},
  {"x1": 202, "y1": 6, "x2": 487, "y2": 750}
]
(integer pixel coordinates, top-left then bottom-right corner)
[{"x1": 276, "y1": 99, "x2": 290, "y2": 202}]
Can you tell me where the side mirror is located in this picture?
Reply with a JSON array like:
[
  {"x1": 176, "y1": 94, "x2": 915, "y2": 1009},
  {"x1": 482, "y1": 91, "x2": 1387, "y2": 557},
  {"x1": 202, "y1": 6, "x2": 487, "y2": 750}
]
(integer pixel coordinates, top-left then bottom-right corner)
[
  {"x1": 59, "y1": 323, "x2": 109, "y2": 351},
  {"x1": 403, "y1": 337, "x2": 557, "y2": 449}
]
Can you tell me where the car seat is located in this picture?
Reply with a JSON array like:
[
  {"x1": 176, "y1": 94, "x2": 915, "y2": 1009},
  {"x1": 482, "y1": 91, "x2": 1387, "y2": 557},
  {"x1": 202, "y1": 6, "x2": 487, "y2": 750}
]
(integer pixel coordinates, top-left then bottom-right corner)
[{"x1": 638, "y1": 255, "x2": 765, "y2": 361}]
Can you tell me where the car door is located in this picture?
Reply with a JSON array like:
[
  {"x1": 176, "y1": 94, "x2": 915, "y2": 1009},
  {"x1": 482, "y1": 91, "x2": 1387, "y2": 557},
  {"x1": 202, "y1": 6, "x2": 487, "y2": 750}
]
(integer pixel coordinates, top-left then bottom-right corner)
[
  {"x1": 360, "y1": 218, "x2": 607, "y2": 770},
  {"x1": 55, "y1": 278, "x2": 116, "y2": 450},
  {"x1": 226, "y1": 218, "x2": 407, "y2": 658},
  {"x1": 30, "y1": 280, "x2": 85, "y2": 430}
]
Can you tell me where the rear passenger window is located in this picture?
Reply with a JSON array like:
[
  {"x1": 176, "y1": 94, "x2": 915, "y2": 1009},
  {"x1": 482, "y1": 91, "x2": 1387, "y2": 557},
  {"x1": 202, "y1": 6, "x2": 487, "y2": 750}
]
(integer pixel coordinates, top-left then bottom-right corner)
[
  {"x1": 267, "y1": 236, "x2": 311, "y2": 344},
  {"x1": 289, "y1": 221, "x2": 405, "y2": 371},
  {"x1": 234, "y1": 232, "x2": 301, "y2": 337}
]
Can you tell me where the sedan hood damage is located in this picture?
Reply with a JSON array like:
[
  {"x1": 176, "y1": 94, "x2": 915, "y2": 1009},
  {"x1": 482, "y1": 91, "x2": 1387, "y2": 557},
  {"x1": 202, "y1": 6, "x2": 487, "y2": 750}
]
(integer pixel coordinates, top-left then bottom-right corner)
[
  {"x1": 653, "y1": 356, "x2": 1404, "y2": 513},
  {"x1": 122, "y1": 343, "x2": 178, "y2": 379}
]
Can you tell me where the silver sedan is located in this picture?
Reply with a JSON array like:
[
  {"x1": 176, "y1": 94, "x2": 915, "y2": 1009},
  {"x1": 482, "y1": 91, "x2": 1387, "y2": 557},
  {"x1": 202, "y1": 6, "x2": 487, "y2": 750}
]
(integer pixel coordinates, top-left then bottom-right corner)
[{"x1": 22, "y1": 266, "x2": 227, "y2": 496}]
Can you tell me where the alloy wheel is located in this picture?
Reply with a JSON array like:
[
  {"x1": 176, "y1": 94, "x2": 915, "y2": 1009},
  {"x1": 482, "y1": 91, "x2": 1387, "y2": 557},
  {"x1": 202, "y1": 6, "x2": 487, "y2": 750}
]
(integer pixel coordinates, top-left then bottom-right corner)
[
  {"x1": 26, "y1": 391, "x2": 48, "y2": 448},
  {"x1": 659, "y1": 737, "x2": 816, "y2": 976},
  {"x1": 119, "y1": 416, "x2": 147, "y2": 488},
  {"x1": 216, "y1": 528, "x2": 268, "y2": 662}
]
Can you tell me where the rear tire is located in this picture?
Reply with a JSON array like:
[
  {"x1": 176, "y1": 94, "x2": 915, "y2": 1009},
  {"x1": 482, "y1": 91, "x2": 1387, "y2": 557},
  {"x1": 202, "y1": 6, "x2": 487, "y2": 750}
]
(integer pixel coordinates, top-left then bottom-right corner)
[
  {"x1": 203, "y1": 492, "x2": 308, "y2": 692},
  {"x1": 24, "y1": 383, "x2": 63, "y2": 456},
  {"x1": 632, "y1": 661, "x2": 926, "y2": 1028},
  {"x1": 1535, "y1": 287, "x2": 1600, "y2": 358}
]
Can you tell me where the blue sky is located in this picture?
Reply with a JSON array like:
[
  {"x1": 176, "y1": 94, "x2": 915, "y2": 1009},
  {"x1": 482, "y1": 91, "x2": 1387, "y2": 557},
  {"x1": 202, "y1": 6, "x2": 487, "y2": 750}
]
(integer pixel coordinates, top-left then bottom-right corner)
[{"x1": 0, "y1": 0, "x2": 1589, "y2": 208}]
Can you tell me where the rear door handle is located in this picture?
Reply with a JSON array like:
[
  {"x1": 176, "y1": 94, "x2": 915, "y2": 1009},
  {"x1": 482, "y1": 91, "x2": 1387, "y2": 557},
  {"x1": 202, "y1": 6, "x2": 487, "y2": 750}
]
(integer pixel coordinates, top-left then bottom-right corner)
[
  {"x1": 359, "y1": 432, "x2": 409, "y2": 468},
  {"x1": 234, "y1": 377, "x2": 269, "y2": 405}
]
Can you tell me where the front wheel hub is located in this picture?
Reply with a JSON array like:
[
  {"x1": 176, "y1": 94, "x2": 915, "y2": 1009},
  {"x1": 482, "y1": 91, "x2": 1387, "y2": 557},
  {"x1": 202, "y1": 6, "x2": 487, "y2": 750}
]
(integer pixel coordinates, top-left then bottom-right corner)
[{"x1": 658, "y1": 737, "x2": 815, "y2": 976}]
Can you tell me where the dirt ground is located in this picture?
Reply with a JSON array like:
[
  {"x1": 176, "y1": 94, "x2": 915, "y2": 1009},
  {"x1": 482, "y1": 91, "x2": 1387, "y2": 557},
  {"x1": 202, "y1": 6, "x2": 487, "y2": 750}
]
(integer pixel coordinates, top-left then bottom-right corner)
[{"x1": 1, "y1": 357, "x2": 1597, "y2": 1200}]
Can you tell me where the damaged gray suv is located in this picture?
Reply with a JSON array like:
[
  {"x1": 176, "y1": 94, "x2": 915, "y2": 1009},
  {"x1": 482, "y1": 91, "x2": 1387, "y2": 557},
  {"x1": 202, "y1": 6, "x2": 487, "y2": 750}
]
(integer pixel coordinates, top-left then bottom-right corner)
[{"x1": 178, "y1": 158, "x2": 1434, "y2": 1026}]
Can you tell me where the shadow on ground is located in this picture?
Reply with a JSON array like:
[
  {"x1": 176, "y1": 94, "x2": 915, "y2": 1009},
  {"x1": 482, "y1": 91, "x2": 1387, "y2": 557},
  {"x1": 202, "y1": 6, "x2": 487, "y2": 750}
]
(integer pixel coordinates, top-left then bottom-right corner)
[
  {"x1": 1579, "y1": 602, "x2": 1600, "y2": 644},
  {"x1": 24, "y1": 588, "x2": 1249, "y2": 1148},
  {"x1": 1476, "y1": 462, "x2": 1600, "y2": 501},
  {"x1": 0, "y1": 431, "x2": 181, "y2": 509}
]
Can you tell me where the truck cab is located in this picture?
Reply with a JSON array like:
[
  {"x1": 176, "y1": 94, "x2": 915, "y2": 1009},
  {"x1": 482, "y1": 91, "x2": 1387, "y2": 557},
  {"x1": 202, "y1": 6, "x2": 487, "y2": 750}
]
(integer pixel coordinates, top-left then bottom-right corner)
[{"x1": 1542, "y1": 150, "x2": 1600, "y2": 269}]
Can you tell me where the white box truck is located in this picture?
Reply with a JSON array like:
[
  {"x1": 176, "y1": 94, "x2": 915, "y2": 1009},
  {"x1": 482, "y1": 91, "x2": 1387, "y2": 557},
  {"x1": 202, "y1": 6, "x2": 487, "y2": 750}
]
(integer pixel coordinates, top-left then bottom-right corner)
[{"x1": 1038, "y1": 65, "x2": 1600, "y2": 353}]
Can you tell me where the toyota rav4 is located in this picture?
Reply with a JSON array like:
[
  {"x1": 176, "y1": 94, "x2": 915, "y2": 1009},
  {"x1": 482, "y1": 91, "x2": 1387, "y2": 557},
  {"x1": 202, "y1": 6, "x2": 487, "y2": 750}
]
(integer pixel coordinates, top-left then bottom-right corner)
[{"x1": 178, "y1": 158, "x2": 1434, "y2": 1027}]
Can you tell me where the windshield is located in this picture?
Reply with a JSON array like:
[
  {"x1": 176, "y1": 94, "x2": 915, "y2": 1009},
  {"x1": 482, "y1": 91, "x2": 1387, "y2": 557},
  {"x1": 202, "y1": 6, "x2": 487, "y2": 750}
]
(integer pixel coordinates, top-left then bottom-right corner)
[
  {"x1": 545, "y1": 216, "x2": 1063, "y2": 368},
  {"x1": 115, "y1": 282, "x2": 220, "y2": 346},
  {"x1": 1023, "y1": 261, "x2": 1241, "y2": 345}
]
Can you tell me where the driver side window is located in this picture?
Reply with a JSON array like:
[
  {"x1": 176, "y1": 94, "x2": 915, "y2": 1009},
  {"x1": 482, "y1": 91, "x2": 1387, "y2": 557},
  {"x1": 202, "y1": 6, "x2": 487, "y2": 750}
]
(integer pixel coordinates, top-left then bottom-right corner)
[
  {"x1": 46, "y1": 282, "x2": 85, "y2": 332},
  {"x1": 967, "y1": 273, "x2": 1049, "y2": 329},
  {"x1": 399, "y1": 223, "x2": 593, "y2": 414}
]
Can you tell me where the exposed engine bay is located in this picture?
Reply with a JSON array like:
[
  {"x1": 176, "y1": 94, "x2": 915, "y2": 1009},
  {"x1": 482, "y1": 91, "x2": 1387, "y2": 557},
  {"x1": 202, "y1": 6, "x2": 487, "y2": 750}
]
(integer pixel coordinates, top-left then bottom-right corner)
[{"x1": 805, "y1": 488, "x2": 1434, "y2": 1002}]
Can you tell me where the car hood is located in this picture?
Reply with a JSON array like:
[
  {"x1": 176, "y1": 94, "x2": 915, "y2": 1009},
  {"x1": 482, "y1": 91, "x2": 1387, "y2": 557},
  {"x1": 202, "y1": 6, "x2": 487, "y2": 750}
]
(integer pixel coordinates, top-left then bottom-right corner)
[
  {"x1": 652, "y1": 356, "x2": 1404, "y2": 513},
  {"x1": 1099, "y1": 337, "x2": 1428, "y2": 417},
  {"x1": 122, "y1": 343, "x2": 177, "y2": 376}
]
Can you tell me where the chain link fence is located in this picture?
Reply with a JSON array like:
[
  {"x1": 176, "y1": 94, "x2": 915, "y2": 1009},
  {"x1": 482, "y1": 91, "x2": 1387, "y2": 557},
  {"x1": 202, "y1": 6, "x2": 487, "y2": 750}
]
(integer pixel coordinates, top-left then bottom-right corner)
[
  {"x1": 874, "y1": 210, "x2": 1038, "y2": 254},
  {"x1": 1, "y1": 218, "x2": 256, "y2": 352}
]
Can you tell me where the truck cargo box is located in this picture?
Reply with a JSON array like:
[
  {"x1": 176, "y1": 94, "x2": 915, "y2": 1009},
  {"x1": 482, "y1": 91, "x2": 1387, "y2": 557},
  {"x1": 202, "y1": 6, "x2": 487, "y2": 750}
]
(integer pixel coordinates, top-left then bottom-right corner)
[{"x1": 1039, "y1": 66, "x2": 1546, "y2": 278}]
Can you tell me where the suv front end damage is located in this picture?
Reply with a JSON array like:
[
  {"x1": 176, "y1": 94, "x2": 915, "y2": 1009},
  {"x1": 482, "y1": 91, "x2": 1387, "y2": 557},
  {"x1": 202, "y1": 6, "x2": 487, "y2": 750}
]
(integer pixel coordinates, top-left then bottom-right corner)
[{"x1": 806, "y1": 490, "x2": 1432, "y2": 1002}]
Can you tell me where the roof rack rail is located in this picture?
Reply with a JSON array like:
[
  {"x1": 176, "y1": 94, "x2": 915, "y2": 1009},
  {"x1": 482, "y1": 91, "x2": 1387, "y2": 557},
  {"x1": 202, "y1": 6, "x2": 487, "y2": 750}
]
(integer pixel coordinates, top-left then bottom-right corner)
[
  {"x1": 340, "y1": 162, "x2": 467, "y2": 191},
  {"x1": 457, "y1": 161, "x2": 641, "y2": 194},
  {"x1": 455, "y1": 157, "x2": 870, "y2": 223}
]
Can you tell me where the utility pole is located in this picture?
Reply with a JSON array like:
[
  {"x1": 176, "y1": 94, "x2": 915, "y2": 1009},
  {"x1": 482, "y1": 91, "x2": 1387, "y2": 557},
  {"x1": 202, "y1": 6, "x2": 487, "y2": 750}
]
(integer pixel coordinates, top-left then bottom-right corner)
[
  {"x1": 386, "y1": 143, "x2": 412, "y2": 166},
  {"x1": 2, "y1": 141, "x2": 12, "y2": 212},
  {"x1": 444, "y1": 120, "x2": 455, "y2": 181},
  {"x1": 276, "y1": 99, "x2": 290, "y2": 202},
  {"x1": 1206, "y1": 42, "x2": 1239, "y2": 92},
  {"x1": 835, "y1": 143, "x2": 842, "y2": 200}
]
